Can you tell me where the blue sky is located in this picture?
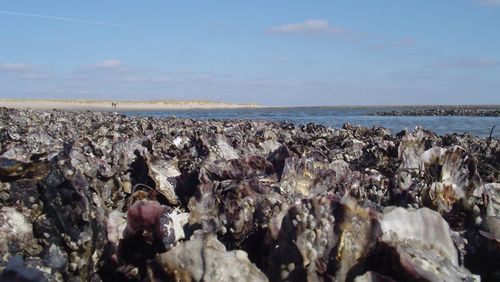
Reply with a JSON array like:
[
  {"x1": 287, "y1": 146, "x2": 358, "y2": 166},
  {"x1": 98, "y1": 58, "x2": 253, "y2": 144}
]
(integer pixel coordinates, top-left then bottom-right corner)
[{"x1": 0, "y1": 1, "x2": 499, "y2": 106}]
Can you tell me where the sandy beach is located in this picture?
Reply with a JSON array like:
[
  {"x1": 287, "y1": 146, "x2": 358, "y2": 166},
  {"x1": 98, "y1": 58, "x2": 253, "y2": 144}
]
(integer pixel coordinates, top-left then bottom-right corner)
[{"x1": 0, "y1": 99, "x2": 260, "y2": 111}]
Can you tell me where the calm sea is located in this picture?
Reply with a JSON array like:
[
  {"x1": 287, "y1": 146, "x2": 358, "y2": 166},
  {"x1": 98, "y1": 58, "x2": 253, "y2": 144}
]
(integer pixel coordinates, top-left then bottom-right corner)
[{"x1": 122, "y1": 107, "x2": 500, "y2": 138}]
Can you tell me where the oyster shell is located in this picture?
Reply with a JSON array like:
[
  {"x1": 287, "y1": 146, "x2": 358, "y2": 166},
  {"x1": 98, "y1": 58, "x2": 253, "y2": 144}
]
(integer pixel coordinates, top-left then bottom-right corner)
[
  {"x1": 155, "y1": 232, "x2": 268, "y2": 282},
  {"x1": 268, "y1": 196, "x2": 380, "y2": 281},
  {"x1": 376, "y1": 207, "x2": 479, "y2": 281}
]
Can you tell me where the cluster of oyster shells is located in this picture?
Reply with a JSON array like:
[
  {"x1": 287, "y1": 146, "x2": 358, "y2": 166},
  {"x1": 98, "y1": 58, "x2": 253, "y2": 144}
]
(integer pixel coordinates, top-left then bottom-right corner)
[{"x1": 0, "y1": 107, "x2": 498, "y2": 281}]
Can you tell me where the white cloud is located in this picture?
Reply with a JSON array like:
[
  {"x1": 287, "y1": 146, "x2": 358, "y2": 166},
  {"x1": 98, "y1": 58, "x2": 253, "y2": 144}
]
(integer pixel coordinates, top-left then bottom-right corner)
[
  {"x1": 90, "y1": 59, "x2": 122, "y2": 69},
  {"x1": 0, "y1": 62, "x2": 35, "y2": 72},
  {"x1": 267, "y1": 19, "x2": 347, "y2": 35},
  {"x1": 431, "y1": 57, "x2": 500, "y2": 69},
  {"x1": 477, "y1": 0, "x2": 500, "y2": 6},
  {"x1": 118, "y1": 75, "x2": 171, "y2": 83},
  {"x1": 70, "y1": 60, "x2": 176, "y2": 87},
  {"x1": 267, "y1": 20, "x2": 420, "y2": 52},
  {"x1": 0, "y1": 62, "x2": 47, "y2": 80}
]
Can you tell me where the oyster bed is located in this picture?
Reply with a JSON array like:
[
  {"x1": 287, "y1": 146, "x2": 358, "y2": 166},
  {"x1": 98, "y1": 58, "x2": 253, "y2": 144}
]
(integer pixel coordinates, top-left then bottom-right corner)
[{"x1": 0, "y1": 107, "x2": 499, "y2": 281}]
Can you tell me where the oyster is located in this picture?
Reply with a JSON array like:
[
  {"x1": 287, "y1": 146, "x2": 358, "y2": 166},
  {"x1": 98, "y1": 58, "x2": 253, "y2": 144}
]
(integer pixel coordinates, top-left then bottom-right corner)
[
  {"x1": 428, "y1": 146, "x2": 482, "y2": 213},
  {"x1": 375, "y1": 207, "x2": 479, "y2": 281},
  {"x1": 36, "y1": 148, "x2": 108, "y2": 280},
  {"x1": 268, "y1": 196, "x2": 380, "y2": 281},
  {"x1": 155, "y1": 232, "x2": 268, "y2": 282}
]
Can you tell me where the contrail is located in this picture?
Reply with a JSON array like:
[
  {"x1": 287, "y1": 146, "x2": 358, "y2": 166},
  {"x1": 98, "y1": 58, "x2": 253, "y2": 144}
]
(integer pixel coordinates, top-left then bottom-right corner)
[{"x1": 0, "y1": 10, "x2": 131, "y2": 28}]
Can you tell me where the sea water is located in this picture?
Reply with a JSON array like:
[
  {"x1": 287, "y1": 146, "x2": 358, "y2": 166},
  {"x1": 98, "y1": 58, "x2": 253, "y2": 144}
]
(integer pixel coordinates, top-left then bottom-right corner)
[{"x1": 122, "y1": 107, "x2": 500, "y2": 138}]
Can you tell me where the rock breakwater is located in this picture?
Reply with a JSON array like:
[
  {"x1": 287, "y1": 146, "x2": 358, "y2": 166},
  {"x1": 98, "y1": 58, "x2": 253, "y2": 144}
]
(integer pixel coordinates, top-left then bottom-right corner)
[
  {"x1": 0, "y1": 107, "x2": 499, "y2": 281},
  {"x1": 370, "y1": 106, "x2": 500, "y2": 117}
]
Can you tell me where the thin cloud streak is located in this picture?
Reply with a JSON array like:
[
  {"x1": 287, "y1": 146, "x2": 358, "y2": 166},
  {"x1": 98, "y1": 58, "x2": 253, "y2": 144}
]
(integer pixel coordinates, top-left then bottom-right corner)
[
  {"x1": 90, "y1": 59, "x2": 123, "y2": 69},
  {"x1": 477, "y1": 0, "x2": 500, "y2": 6},
  {"x1": 267, "y1": 19, "x2": 348, "y2": 35},
  {"x1": 0, "y1": 10, "x2": 131, "y2": 28},
  {"x1": 0, "y1": 62, "x2": 48, "y2": 80},
  {"x1": 365, "y1": 38, "x2": 416, "y2": 50},
  {"x1": 430, "y1": 57, "x2": 500, "y2": 69},
  {"x1": 0, "y1": 62, "x2": 34, "y2": 72}
]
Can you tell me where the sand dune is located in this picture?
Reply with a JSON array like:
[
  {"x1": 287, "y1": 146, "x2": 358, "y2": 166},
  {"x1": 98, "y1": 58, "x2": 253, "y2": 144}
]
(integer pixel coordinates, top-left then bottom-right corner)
[{"x1": 0, "y1": 99, "x2": 260, "y2": 110}]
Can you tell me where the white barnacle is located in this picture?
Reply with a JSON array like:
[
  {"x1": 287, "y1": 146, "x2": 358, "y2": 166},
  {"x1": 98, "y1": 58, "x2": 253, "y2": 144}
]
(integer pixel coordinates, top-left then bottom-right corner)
[
  {"x1": 281, "y1": 269, "x2": 289, "y2": 279},
  {"x1": 318, "y1": 205, "x2": 326, "y2": 215},
  {"x1": 305, "y1": 241, "x2": 313, "y2": 251},
  {"x1": 307, "y1": 214, "x2": 314, "y2": 223},
  {"x1": 308, "y1": 248, "x2": 318, "y2": 261},
  {"x1": 309, "y1": 221, "x2": 316, "y2": 229},
  {"x1": 306, "y1": 230, "x2": 316, "y2": 242},
  {"x1": 319, "y1": 238, "x2": 328, "y2": 247},
  {"x1": 328, "y1": 215, "x2": 335, "y2": 223}
]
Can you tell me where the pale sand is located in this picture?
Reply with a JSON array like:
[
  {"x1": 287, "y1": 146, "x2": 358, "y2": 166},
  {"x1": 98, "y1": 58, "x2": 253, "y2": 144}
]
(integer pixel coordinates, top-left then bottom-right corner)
[{"x1": 0, "y1": 99, "x2": 261, "y2": 111}]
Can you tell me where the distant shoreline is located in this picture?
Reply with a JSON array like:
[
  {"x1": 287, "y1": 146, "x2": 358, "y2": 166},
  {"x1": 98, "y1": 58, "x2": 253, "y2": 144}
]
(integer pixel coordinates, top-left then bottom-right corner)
[
  {"x1": 0, "y1": 99, "x2": 261, "y2": 110},
  {"x1": 369, "y1": 106, "x2": 500, "y2": 117},
  {"x1": 263, "y1": 105, "x2": 500, "y2": 109},
  {"x1": 1, "y1": 99, "x2": 499, "y2": 112}
]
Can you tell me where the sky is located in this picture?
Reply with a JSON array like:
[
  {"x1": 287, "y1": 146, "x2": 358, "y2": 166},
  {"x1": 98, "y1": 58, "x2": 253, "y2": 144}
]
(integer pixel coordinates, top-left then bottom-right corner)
[{"x1": 0, "y1": 0, "x2": 499, "y2": 106}]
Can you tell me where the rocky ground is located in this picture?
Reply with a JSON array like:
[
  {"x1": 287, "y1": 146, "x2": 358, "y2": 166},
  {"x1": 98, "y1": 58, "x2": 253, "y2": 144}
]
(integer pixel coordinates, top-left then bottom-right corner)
[
  {"x1": 370, "y1": 106, "x2": 500, "y2": 117},
  {"x1": 0, "y1": 107, "x2": 499, "y2": 282}
]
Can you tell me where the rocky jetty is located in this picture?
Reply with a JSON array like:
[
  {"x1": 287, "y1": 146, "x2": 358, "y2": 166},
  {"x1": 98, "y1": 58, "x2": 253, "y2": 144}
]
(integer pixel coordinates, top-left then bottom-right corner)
[
  {"x1": 0, "y1": 107, "x2": 499, "y2": 281},
  {"x1": 370, "y1": 106, "x2": 500, "y2": 117}
]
